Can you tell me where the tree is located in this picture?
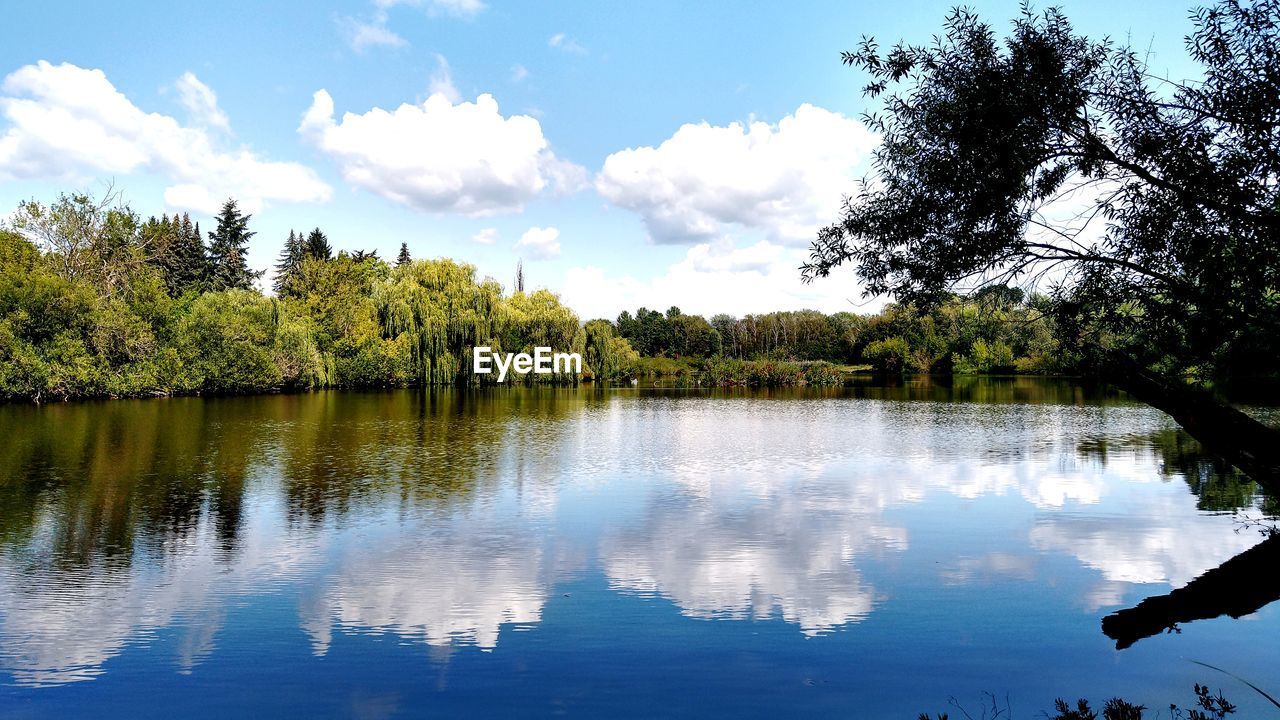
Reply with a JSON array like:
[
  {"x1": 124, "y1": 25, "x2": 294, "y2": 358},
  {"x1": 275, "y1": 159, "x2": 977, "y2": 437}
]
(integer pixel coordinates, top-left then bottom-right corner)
[
  {"x1": 274, "y1": 230, "x2": 305, "y2": 297},
  {"x1": 173, "y1": 214, "x2": 209, "y2": 294},
  {"x1": 584, "y1": 319, "x2": 640, "y2": 381},
  {"x1": 139, "y1": 213, "x2": 208, "y2": 297},
  {"x1": 304, "y1": 227, "x2": 331, "y2": 261},
  {"x1": 207, "y1": 199, "x2": 260, "y2": 291},
  {"x1": 514, "y1": 259, "x2": 525, "y2": 293},
  {"x1": 373, "y1": 259, "x2": 506, "y2": 386},
  {"x1": 396, "y1": 242, "x2": 411, "y2": 267},
  {"x1": 10, "y1": 190, "x2": 149, "y2": 297},
  {"x1": 803, "y1": 0, "x2": 1280, "y2": 488},
  {"x1": 283, "y1": 254, "x2": 403, "y2": 387},
  {"x1": 501, "y1": 289, "x2": 586, "y2": 383}
]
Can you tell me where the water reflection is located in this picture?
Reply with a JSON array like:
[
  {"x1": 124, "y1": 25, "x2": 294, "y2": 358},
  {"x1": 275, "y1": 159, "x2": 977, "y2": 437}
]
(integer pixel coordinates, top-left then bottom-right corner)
[
  {"x1": 0, "y1": 501, "x2": 325, "y2": 686},
  {"x1": 0, "y1": 383, "x2": 1276, "y2": 697},
  {"x1": 602, "y1": 479, "x2": 905, "y2": 634},
  {"x1": 301, "y1": 509, "x2": 582, "y2": 653},
  {"x1": 1102, "y1": 532, "x2": 1280, "y2": 649}
]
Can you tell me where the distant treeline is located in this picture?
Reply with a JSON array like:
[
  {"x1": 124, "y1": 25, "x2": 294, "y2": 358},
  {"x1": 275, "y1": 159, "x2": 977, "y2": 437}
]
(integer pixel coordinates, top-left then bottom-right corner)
[
  {"x1": 605, "y1": 284, "x2": 1069, "y2": 380},
  {"x1": 0, "y1": 190, "x2": 1069, "y2": 402}
]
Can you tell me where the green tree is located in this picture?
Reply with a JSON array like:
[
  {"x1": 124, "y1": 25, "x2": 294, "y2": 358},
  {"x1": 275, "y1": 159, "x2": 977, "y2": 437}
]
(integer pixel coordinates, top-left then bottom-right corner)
[
  {"x1": 284, "y1": 254, "x2": 406, "y2": 387},
  {"x1": 803, "y1": 1, "x2": 1280, "y2": 485},
  {"x1": 584, "y1": 319, "x2": 640, "y2": 381},
  {"x1": 273, "y1": 230, "x2": 305, "y2": 297},
  {"x1": 304, "y1": 227, "x2": 332, "y2": 261},
  {"x1": 501, "y1": 289, "x2": 586, "y2": 383},
  {"x1": 396, "y1": 242, "x2": 411, "y2": 267},
  {"x1": 173, "y1": 214, "x2": 209, "y2": 294},
  {"x1": 142, "y1": 213, "x2": 206, "y2": 296},
  {"x1": 373, "y1": 259, "x2": 506, "y2": 386},
  {"x1": 177, "y1": 290, "x2": 322, "y2": 393},
  {"x1": 10, "y1": 191, "x2": 149, "y2": 297},
  {"x1": 206, "y1": 199, "x2": 260, "y2": 291}
]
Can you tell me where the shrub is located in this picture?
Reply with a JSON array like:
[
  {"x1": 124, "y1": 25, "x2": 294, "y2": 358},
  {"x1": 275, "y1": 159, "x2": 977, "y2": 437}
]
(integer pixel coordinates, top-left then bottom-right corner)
[{"x1": 865, "y1": 336, "x2": 912, "y2": 373}]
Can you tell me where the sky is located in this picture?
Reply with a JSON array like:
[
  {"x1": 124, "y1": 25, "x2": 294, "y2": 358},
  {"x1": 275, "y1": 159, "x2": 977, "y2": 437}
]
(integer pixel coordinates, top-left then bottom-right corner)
[{"x1": 0, "y1": 0, "x2": 1203, "y2": 320}]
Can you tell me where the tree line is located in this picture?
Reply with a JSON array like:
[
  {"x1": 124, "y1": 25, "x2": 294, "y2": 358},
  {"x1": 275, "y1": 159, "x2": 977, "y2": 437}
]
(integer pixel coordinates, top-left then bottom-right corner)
[
  {"x1": 0, "y1": 189, "x2": 1082, "y2": 401},
  {"x1": 0, "y1": 192, "x2": 589, "y2": 401},
  {"x1": 607, "y1": 285, "x2": 1066, "y2": 376}
]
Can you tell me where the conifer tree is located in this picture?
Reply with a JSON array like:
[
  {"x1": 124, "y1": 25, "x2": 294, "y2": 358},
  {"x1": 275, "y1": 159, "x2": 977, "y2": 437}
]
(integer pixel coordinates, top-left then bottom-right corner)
[
  {"x1": 173, "y1": 213, "x2": 209, "y2": 293},
  {"x1": 304, "y1": 227, "x2": 332, "y2": 261},
  {"x1": 273, "y1": 229, "x2": 305, "y2": 296},
  {"x1": 207, "y1": 198, "x2": 260, "y2": 291},
  {"x1": 396, "y1": 242, "x2": 411, "y2": 267},
  {"x1": 141, "y1": 212, "x2": 207, "y2": 296}
]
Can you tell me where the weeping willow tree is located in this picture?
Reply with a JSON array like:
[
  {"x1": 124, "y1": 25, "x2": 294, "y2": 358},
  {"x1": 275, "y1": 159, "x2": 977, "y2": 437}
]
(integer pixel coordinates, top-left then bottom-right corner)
[
  {"x1": 501, "y1": 289, "x2": 587, "y2": 384},
  {"x1": 373, "y1": 259, "x2": 506, "y2": 386},
  {"x1": 584, "y1": 319, "x2": 640, "y2": 382}
]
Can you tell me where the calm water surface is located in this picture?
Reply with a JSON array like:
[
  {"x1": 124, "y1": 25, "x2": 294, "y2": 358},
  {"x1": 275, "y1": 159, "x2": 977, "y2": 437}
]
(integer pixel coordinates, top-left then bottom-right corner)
[{"x1": 1, "y1": 378, "x2": 1277, "y2": 718}]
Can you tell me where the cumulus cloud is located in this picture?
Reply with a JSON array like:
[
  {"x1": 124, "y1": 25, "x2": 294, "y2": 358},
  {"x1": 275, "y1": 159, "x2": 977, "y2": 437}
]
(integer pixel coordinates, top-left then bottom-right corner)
[
  {"x1": 0, "y1": 504, "x2": 324, "y2": 686},
  {"x1": 0, "y1": 61, "x2": 331, "y2": 214},
  {"x1": 300, "y1": 89, "x2": 585, "y2": 216},
  {"x1": 1029, "y1": 493, "x2": 1264, "y2": 610},
  {"x1": 560, "y1": 239, "x2": 872, "y2": 319},
  {"x1": 471, "y1": 227, "x2": 498, "y2": 245},
  {"x1": 596, "y1": 104, "x2": 877, "y2": 245},
  {"x1": 174, "y1": 72, "x2": 229, "y2": 132},
  {"x1": 514, "y1": 226, "x2": 560, "y2": 260},
  {"x1": 303, "y1": 513, "x2": 578, "y2": 653}
]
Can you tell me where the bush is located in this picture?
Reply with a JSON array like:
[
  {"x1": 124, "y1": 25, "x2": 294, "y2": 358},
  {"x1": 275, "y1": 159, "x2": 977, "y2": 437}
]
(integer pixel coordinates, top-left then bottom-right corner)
[
  {"x1": 802, "y1": 361, "x2": 844, "y2": 385},
  {"x1": 865, "y1": 336, "x2": 912, "y2": 373},
  {"x1": 177, "y1": 291, "x2": 285, "y2": 394}
]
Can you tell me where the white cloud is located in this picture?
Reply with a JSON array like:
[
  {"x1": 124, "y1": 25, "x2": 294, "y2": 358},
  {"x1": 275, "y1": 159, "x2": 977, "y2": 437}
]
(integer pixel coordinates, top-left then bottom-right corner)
[
  {"x1": 560, "y1": 239, "x2": 874, "y2": 319},
  {"x1": 304, "y1": 511, "x2": 577, "y2": 653},
  {"x1": 548, "y1": 33, "x2": 587, "y2": 55},
  {"x1": 471, "y1": 227, "x2": 498, "y2": 245},
  {"x1": 174, "y1": 72, "x2": 229, "y2": 132},
  {"x1": 341, "y1": 13, "x2": 407, "y2": 52},
  {"x1": 596, "y1": 104, "x2": 877, "y2": 245},
  {"x1": 0, "y1": 61, "x2": 331, "y2": 214},
  {"x1": 428, "y1": 53, "x2": 460, "y2": 103},
  {"x1": 300, "y1": 89, "x2": 584, "y2": 216},
  {"x1": 510, "y1": 64, "x2": 529, "y2": 83},
  {"x1": 377, "y1": 0, "x2": 485, "y2": 18},
  {"x1": 344, "y1": 0, "x2": 482, "y2": 52},
  {"x1": 514, "y1": 226, "x2": 560, "y2": 260},
  {"x1": 0, "y1": 502, "x2": 325, "y2": 686}
]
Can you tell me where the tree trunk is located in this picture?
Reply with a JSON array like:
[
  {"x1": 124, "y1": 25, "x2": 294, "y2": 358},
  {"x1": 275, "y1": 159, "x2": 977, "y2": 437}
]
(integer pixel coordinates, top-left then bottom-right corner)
[{"x1": 1103, "y1": 350, "x2": 1280, "y2": 497}]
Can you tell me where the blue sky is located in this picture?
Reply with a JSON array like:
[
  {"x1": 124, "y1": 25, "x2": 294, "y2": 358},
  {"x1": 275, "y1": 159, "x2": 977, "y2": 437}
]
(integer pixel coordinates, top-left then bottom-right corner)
[{"x1": 1, "y1": 0, "x2": 1201, "y2": 319}]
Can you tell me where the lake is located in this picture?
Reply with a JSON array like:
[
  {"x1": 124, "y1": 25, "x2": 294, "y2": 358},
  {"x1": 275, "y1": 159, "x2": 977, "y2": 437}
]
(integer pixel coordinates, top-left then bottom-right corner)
[{"x1": 1, "y1": 378, "x2": 1277, "y2": 718}]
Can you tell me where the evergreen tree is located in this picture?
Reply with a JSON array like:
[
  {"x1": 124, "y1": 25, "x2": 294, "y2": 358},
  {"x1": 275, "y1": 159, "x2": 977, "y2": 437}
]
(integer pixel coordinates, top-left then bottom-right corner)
[
  {"x1": 207, "y1": 198, "x2": 261, "y2": 291},
  {"x1": 141, "y1": 212, "x2": 207, "y2": 296},
  {"x1": 514, "y1": 259, "x2": 525, "y2": 293},
  {"x1": 304, "y1": 227, "x2": 332, "y2": 261},
  {"x1": 396, "y1": 242, "x2": 411, "y2": 267},
  {"x1": 273, "y1": 229, "x2": 305, "y2": 296},
  {"x1": 173, "y1": 213, "x2": 209, "y2": 293}
]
